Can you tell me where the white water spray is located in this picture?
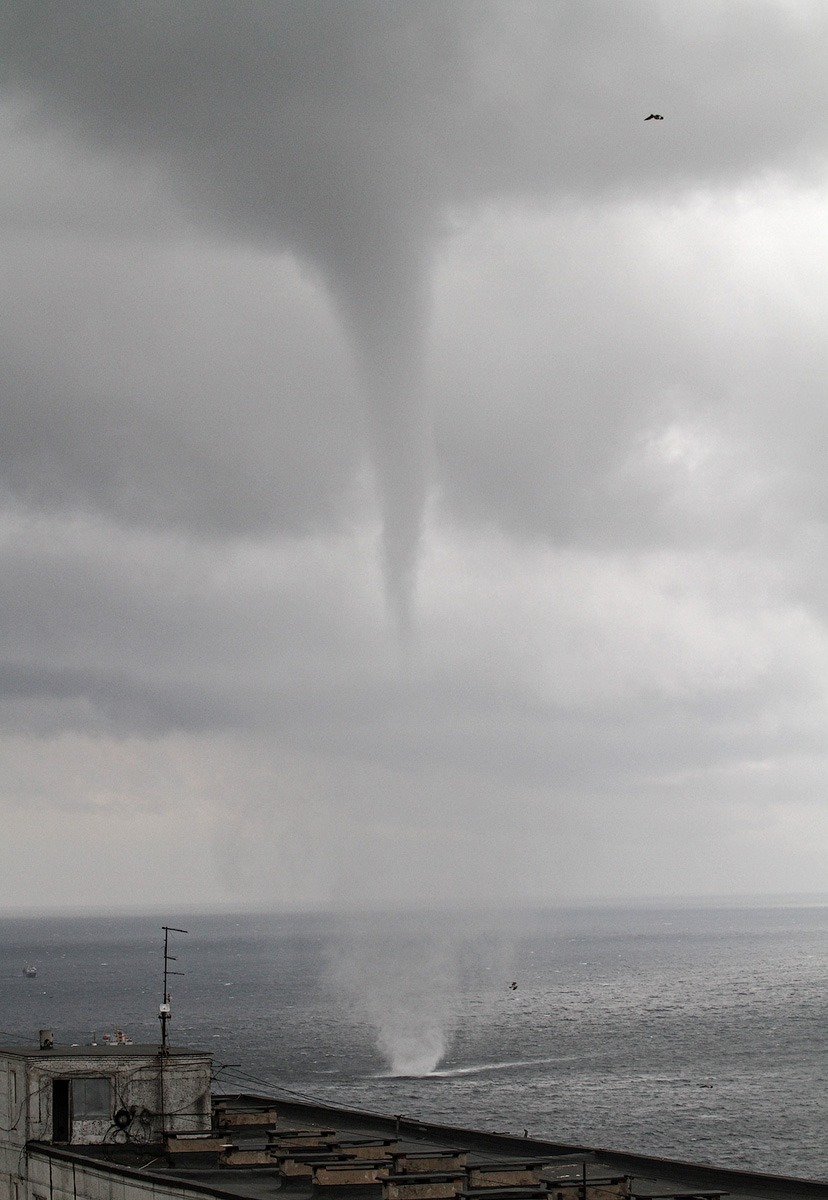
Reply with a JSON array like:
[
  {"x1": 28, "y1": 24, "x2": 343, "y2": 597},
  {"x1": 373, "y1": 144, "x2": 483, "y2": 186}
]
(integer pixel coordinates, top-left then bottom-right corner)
[{"x1": 328, "y1": 918, "x2": 459, "y2": 1077}]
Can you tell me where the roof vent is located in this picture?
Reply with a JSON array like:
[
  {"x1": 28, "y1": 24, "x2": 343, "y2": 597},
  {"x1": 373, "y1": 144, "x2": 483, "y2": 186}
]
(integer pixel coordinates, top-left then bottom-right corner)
[{"x1": 39, "y1": 1030, "x2": 54, "y2": 1050}]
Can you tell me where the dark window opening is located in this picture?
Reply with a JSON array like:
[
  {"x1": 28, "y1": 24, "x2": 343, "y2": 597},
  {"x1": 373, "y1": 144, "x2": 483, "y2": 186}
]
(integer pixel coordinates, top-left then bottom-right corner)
[{"x1": 52, "y1": 1080, "x2": 70, "y2": 1142}]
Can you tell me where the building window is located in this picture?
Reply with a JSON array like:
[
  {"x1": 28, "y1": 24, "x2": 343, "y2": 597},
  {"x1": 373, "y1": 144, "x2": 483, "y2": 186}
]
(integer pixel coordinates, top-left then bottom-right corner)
[{"x1": 72, "y1": 1077, "x2": 111, "y2": 1119}]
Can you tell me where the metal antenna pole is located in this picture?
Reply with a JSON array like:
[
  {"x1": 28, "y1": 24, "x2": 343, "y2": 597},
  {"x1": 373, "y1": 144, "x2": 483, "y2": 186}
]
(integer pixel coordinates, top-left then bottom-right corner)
[
  {"x1": 159, "y1": 925, "x2": 187, "y2": 1143},
  {"x1": 160, "y1": 925, "x2": 187, "y2": 1050}
]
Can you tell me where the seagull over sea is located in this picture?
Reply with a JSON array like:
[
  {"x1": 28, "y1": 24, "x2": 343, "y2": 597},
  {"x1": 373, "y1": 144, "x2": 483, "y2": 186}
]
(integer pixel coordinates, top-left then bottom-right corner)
[{"x1": 645, "y1": 113, "x2": 664, "y2": 120}]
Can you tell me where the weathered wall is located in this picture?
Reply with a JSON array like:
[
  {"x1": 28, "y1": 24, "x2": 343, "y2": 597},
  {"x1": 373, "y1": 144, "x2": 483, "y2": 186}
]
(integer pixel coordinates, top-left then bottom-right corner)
[
  {"x1": 0, "y1": 1061, "x2": 26, "y2": 1146},
  {"x1": 26, "y1": 1149, "x2": 221, "y2": 1200},
  {"x1": 24, "y1": 1056, "x2": 211, "y2": 1145},
  {"x1": 0, "y1": 1051, "x2": 211, "y2": 1200},
  {"x1": 0, "y1": 1052, "x2": 211, "y2": 1154},
  {"x1": 1, "y1": 1059, "x2": 30, "y2": 1200}
]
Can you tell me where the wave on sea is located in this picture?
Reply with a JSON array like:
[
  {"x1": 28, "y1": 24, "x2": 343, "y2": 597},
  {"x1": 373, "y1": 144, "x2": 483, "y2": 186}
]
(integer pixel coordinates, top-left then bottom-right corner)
[{"x1": 375, "y1": 1055, "x2": 564, "y2": 1079}]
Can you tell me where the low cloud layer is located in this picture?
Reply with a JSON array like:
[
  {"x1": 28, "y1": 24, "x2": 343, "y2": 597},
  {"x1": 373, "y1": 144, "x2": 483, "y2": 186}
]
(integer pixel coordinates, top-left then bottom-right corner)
[{"x1": 1, "y1": 2, "x2": 828, "y2": 909}]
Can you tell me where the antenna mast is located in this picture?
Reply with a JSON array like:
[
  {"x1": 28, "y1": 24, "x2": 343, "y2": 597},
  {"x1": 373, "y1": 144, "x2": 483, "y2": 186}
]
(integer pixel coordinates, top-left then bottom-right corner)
[{"x1": 160, "y1": 925, "x2": 187, "y2": 1051}]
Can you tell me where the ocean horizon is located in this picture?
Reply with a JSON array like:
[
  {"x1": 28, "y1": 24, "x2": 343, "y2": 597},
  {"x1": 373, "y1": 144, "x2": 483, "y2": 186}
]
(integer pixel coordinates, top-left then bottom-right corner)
[{"x1": 2, "y1": 898, "x2": 826, "y2": 1182}]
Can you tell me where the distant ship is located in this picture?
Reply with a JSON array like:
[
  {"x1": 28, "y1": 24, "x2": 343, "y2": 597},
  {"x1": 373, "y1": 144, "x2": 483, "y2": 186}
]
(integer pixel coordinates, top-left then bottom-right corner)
[{"x1": 23, "y1": 965, "x2": 37, "y2": 978}]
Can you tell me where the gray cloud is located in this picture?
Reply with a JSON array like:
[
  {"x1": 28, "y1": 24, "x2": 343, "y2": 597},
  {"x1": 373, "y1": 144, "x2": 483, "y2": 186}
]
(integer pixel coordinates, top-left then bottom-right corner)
[
  {"x1": 0, "y1": 233, "x2": 363, "y2": 535},
  {"x1": 4, "y1": 0, "x2": 828, "y2": 615},
  {"x1": 431, "y1": 194, "x2": 828, "y2": 550},
  {"x1": 2, "y1": 2, "x2": 828, "y2": 908}
]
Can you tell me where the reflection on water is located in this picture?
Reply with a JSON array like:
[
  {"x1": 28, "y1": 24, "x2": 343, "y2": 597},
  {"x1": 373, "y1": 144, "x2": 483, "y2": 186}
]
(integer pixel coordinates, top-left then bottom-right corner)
[{"x1": 1, "y1": 903, "x2": 827, "y2": 1180}]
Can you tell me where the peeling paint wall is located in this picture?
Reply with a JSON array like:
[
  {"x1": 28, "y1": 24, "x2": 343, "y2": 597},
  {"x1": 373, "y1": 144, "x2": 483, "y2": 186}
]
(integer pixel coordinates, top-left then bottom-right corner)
[{"x1": 0, "y1": 1049, "x2": 211, "y2": 1200}]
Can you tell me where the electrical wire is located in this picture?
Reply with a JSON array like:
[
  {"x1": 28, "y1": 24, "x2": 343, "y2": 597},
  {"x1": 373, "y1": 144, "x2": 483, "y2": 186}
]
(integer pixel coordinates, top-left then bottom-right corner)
[
  {"x1": 0, "y1": 1095, "x2": 25, "y2": 1134},
  {"x1": 212, "y1": 1062, "x2": 392, "y2": 1120}
]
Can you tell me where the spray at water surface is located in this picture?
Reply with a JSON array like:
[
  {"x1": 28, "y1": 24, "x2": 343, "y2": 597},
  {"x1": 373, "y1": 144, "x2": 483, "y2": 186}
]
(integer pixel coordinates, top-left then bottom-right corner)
[
  {"x1": 325, "y1": 912, "x2": 521, "y2": 1078},
  {"x1": 327, "y1": 918, "x2": 462, "y2": 1076}
]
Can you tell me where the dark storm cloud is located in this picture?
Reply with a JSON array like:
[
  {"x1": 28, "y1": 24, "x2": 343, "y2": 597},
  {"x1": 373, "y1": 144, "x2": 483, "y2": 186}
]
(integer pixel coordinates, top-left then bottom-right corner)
[
  {"x1": 5, "y1": 1, "x2": 828, "y2": 208},
  {"x1": 3, "y1": 2, "x2": 828, "y2": 906},
  {"x1": 0, "y1": 517, "x2": 380, "y2": 737},
  {"x1": 0, "y1": 237, "x2": 362, "y2": 535},
  {"x1": 2, "y1": 0, "x2": 828, "y2": 614},
  {"x1": 0, "y1": 510, "x2": 819, "y2": 798}
]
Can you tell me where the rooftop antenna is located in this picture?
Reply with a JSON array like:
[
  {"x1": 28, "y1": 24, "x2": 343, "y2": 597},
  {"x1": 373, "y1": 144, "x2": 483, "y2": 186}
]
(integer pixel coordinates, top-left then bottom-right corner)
[{"x1": 160, "y1": 925, "x2": 187, "y2": 1051}]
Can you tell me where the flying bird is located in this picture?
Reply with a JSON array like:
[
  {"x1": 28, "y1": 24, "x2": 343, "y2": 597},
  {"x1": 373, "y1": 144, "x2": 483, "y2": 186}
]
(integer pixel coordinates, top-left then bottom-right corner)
[
  {"x1": 645, "y1": 114, "x2": 664, "y2": 120},
  {"x1": 509, "y1": 981, "x2": 518, "y2": 991}
]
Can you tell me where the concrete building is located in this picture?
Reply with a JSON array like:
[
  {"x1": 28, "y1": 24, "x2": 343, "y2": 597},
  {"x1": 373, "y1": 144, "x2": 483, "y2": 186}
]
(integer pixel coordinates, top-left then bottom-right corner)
[
  {"x1": 2, "y1": 1036, "x2": 827, "y2": 1200},
  {"x1": 0, "y1": 1033, "x2": 211, "y2": 1200}
]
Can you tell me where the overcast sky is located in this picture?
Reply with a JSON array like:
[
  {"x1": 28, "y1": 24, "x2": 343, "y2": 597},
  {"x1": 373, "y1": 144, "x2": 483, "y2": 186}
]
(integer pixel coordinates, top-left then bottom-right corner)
[{"x1": 2, "y1": 0, "x2": 828, "y2": 912}]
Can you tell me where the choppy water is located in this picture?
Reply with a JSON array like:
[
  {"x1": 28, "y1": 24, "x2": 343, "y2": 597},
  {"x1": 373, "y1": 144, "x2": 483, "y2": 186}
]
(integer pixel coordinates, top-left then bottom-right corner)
[{"x1": 1, "y1": 903, "x2": 826, "y2": 1181}]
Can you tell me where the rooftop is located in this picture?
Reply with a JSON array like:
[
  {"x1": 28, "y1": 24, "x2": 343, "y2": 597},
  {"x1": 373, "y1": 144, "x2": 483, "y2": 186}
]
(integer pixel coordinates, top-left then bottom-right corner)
[
  {"x1": 0, "y1": 1042, "x2": 208, "y2": 1058},
  {"x1": 33, "y1": 1092, "x2": 828, "y2": 1200}
]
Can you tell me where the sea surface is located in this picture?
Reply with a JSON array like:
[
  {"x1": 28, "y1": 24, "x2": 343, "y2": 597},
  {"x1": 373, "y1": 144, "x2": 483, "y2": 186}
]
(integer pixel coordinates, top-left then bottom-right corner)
[{"x1": 1, "y1": 903, "x2": 826, "y2": 1181}]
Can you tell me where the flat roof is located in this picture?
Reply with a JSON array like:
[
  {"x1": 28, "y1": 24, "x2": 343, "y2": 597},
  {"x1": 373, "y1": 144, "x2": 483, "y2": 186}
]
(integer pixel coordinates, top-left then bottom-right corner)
[
  {"x1": 0, "y1": 1043, "x2": 209, "y2": 1058},
  {"x1": 32, "y1": 1093, "x2": 828, "y2": 1200}
]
